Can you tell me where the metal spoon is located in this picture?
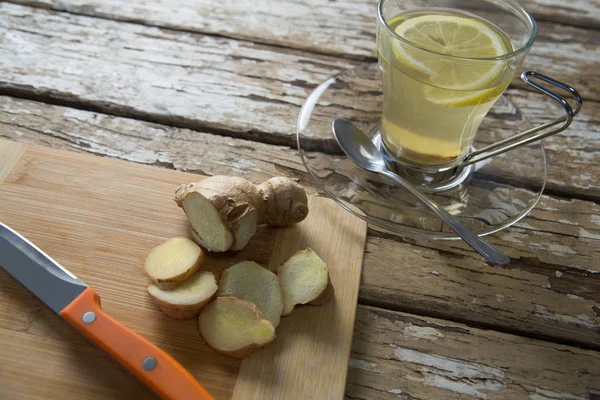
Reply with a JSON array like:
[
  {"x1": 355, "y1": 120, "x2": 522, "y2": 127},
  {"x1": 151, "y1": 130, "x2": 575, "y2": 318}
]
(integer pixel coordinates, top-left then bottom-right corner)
[{"x1": 332, "y1": 119, "x2": 510, "y2": 266}]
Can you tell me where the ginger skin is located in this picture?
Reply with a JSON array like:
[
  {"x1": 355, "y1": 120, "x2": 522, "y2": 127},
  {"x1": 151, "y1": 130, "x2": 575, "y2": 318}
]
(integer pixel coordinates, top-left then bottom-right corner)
[{"x1": 174, "y1": 176, "x2": 308, "y2": 252}]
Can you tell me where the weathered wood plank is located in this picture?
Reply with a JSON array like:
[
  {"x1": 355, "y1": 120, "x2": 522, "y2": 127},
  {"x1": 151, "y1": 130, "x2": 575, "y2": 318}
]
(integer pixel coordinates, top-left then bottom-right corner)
[
  {"x1": 504, "y1": 89, "x2": 600, "y2": 201},
  {"x1": 0, "y1": 0, "x2": 597, "y2": 161},
  {"x1": 0, "y1": 3, "x2": 358, "y2": 145},
  {"x1": 522, "y1": 0, "x2": 600, "y2": 29},
  {"x1": 4, "y1": 0, "x2": 380, "y2": 58},
  {"x1": 363, "y1": 209, "x2": 600, "y2": 348},
  {"x1": 2, "y1": 65, "x2": 598, "y2": 203},
  {"x1": 6, "y1": 0, "x2": 599, "y2": 58},
  {"x1": 1, "y1": 96, "x2": 598, "y2": 348},
  {"x1": 347, "y1": 306, "x2": 600, "y2": 399}
]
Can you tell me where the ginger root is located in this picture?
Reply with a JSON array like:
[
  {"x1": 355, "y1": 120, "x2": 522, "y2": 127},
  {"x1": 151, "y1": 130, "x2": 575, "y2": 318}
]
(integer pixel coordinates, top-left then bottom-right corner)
[
  {"x1": 144, "y1": 237, "x2": 204, "y2": 290},
  {"x1": 198, "y1": 297, "x2": 275, "y2": 358},
  {"x1": 218, "y1": 261, "x2": 283, "y2": 328},
  {"x1": 148, "y1": 270, "x2": 218, "y2": 319},
  {"x1": 278, "y1": 248, "x2": 333, "y2": 316},
  {"x1": 174, "y1": 176, "x2": 308, "y2": 252}
]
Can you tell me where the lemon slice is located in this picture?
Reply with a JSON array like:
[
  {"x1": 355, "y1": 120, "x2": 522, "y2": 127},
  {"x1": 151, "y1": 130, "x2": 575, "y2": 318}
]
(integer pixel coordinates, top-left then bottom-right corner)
[{"x1": 392, "y1": 14, "x2": 512, "y2": 105}]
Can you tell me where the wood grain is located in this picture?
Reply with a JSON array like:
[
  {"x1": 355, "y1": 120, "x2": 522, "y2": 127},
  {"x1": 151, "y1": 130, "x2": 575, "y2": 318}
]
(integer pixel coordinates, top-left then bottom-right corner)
[
  {"x1": 5, "y1": 0, "x2": 379, "y2": 58},
  {"x1": 0, "y1": 2, "x2": 597, "y2": 156},
  {"x1": 234, "y1": 197, "x2": 367, "y2": 399},
  {"x1": 6, "y1": 0, "x2": 599, "y2": 56},
  {"x1": 0, "y1": 140, "x2": 367, "y2": 400},
  {"x1": 521, "y1": 0, "x2": 600, "y2": 29},
  {"x1": 1, "y1": 87, "x2": 598, "y2": 201},
  {"x1": 0, "y1": 140, "x2": 25, "y2": 185},
  {"x1": 347, "y1": 306, "x2": 600, "y2": 399},
  {"x1": 0, "y1": 2, "x2": 356, "y2": 146},
  {"x1": 1, "y1": 97, "x2": 598, "y2": 347},
  {"x1": 0, "y1": 0, "x2": 598, "y2": 397},
  {"x1": 504, "y1": 89, "x2": 600, "y2": 201},
  {"x1": 362, "y1": 215, "x2": 600, "y2": 349}
]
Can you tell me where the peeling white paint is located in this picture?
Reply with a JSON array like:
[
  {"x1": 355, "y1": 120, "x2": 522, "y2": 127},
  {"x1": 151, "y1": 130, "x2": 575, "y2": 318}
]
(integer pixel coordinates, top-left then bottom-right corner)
[
  {"x1": 544, "y1": 283, "x2": 552, "y2": 289},
  {"x1": 389, "y1": 389, "x2": 403, "y2": 395},
  {"x1": 500, "y1": 232, "x2": 524, "y2": 244},
  {"x1": 125, "y1": 148, "x2": 172, "y2": 164},
  {"x1": 513, "y1": 198, "x2": 526, "y2": 207},
  {"x1": 349, "y1": 358, "x2": 383, "y2": 373},
  {"x1": 402, "y1": 324, "x2": 444, "y2": 341},
  {"x1": 558, "y1": 219, "x2": 577, "y2": 226},
  {"x1": 534, "y1": 305, "x2": 597, "y2": 329},
  {"x1": 567, "y1": 294, "x2": 584, "y2": 301},
  {"x1": 391, "y1": 346, "x2": 506, "y2": 398},
  {"x1": 555, "y1": 271, "x2": 563, "y2": 278},
  {"x1": 1, "y1": 2, "x2": 360, "y2": 145},
  {"x1": 14, "y1": 130, "x2": 24, "y2": 136},
  {"x1": 73, "y1": 136, "x2": 173, "y2": 165},
  {"x1": 496, "y1": 294, "x2": 505, "y2": 303},
  {"x1": 231, "y1": 159, "x2": 256, "y2": 171},
  {"x1": 528, "y1": 387, "x2": 587, "y2": 400},
  {"x1": 431, "y1": 270, "x2": 440, "y2": 276},
  {"x1": 529, "y1": 242, "x2": 577, "y2": 256},
  {"x1": 591, "y1": 215, "x2": 600, "y2": 226},
  {"x1": 518, "y1": 222, "x2": 536, "y2": 230},
  {"x1": 579, "y1": 228, "x2": 600, "y2": 240}
]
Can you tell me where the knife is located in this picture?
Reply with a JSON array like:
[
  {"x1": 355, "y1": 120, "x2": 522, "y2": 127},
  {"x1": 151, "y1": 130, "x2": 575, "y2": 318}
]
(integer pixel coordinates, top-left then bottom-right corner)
[{"x1": 0, "y1": 222, "x2": 215, "y2": 400}]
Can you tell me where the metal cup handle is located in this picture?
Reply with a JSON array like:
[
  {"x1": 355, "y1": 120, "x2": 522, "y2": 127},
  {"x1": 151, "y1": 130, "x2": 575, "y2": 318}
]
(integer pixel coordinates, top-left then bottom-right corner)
[{"x1": 460, "y1": 71, "x2": 583, "y2": 167}]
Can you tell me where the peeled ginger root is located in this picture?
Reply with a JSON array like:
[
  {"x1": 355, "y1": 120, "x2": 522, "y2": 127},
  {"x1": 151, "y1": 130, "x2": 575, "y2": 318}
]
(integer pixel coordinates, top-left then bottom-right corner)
[
  {"x1": 144, "y1": 237, "x2": 204, "y2": 290},
  {"x1": 279, "y1": 248, "x2": 333, "y2": 316},
  {"x1": 198, "y1": 297, "x2": 275, "y2": 358},
  {"x1": 218, "y1": 261, "x2": 283, "y2": 328},
  {"x1": 148, "y1": 271, "x2": 218, "y2": 319},
  {"x1": 174, "y1": 176, "x2": 308, "y2": 252}
]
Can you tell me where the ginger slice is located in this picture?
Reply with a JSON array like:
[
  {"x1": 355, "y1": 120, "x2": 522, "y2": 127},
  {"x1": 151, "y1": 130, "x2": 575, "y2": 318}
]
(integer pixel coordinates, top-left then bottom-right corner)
[
  {"x1": 174, "y1": 176, "x2": 308, "y2": 252},
  {"x1": 278, "y1": 248, "x2": 333, "y2": 316},
  {"x1": 218, "y1": 261, "x2": 283, "y2": 327},
  {"x1": 177, "y1": 191, "x2": 235, "y2": 252},
  {"x1": 144, "y1": 237, "x2": 204, "y2": 290},
  {"x1": 148, "y1": 271, "x2": 218, "y2": 320},
  {"x1": 198, "y1": 297, "x2": 275, "y2": 358}
]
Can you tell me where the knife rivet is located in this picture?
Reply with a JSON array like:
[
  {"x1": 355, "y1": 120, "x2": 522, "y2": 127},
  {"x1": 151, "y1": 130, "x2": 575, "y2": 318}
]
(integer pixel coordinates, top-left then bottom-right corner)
[
  {"x1": 143, "y1": 357, "x2": 157, "y2": 371},
  {"x1": 82, "y1": 311, "x2": 96, "y2": 324}
]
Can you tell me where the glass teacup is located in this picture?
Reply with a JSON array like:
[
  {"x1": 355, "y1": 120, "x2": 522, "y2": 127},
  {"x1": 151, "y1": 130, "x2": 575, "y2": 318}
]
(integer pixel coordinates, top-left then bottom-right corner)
[{"x1": 377, "y1": 0, "x2": 536, "y2": 172}]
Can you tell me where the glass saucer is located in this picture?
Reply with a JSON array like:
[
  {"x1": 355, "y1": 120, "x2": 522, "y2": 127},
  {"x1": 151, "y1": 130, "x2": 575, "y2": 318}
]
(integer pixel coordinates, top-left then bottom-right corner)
[{"x1": 296, "y1": 63, "x2": 547, "y2": 239}]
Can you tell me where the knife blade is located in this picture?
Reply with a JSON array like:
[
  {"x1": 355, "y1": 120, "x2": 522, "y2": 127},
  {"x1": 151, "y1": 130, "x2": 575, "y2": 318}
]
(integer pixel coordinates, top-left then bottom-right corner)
[{"x1": 0, "y1": 222, "x2": 214, "y2": 400}]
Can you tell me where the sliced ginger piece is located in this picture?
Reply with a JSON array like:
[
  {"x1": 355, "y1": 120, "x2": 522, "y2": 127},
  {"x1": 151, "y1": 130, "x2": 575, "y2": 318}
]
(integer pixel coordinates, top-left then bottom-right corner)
[
  {"x1": 144, "y1": 237, "x2": 204, "y2": 290},
  {"x1": 218, "y1": 261, "x2": 283, "y2": 327},
  {"x1": 174, "y1": 176, "x2": 308, "y2": 252},
  {"x1": 199, "y1": 297, "x2": 275, "y2": 358},
  {"x1": 178, "y1": 192, "x2": 235, "y2": 252},
  {"x1": 279, "y1": 248, "x2": 333, "y2": 316},
  {"x1": 148, "y1": 271, "x2": 218, "y2": 320}
]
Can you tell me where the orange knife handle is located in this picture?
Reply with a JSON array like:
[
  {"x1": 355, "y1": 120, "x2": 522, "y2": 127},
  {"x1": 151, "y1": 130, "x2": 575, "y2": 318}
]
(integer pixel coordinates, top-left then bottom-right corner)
[{"x1": 60, "y1": 287, "x2": 215, "y2": 400}]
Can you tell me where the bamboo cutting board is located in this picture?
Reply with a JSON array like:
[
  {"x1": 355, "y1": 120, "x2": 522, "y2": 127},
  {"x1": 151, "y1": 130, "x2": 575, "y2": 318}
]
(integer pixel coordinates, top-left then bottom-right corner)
[{"x1": 0, "y1": 139, "x2": 367, "y2": 400}]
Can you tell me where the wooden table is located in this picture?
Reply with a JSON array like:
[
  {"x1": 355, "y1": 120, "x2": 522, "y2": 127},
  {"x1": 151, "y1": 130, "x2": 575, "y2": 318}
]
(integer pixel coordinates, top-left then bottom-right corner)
[{"x1": 1, "y1": 0, "x2": 599, "y2": 398}]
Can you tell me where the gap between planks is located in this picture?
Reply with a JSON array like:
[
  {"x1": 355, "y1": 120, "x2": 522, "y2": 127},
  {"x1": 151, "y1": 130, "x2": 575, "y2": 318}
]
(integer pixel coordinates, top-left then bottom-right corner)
[
  {"x1": 1, "y1": 2, "x2": 598, "y2": 102},
  {"x1": 1, "y1": 99, "x2": 599, "y2": 351},
  {"x1": 0, "y1": 86, "x2": 302, "y2": 149},
  {"x1": 4, "y1": 0, "x2": 599, "y2": 55},
  {"x1": 358, "y1": 296, "x2": 600, "y2": 352},
  {"x1": 1, "y1": 88, "x2": 597, "y2": 205}
]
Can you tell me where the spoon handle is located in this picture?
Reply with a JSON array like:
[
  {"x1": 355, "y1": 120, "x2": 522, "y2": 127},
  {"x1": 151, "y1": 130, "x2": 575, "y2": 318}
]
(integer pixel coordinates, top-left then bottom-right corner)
[{"x1": 382, "y1": 171, "x2": 510, "y2": 266}]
